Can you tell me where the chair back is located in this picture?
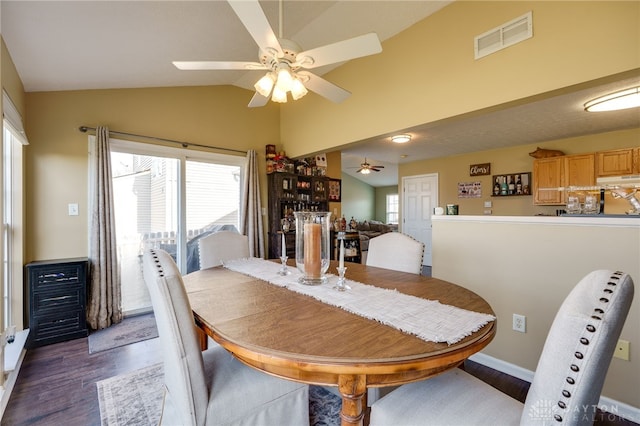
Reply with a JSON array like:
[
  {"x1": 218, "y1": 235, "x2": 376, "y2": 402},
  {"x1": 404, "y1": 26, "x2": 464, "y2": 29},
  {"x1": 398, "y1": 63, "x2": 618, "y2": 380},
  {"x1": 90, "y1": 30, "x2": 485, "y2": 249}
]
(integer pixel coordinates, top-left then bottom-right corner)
[
  {"x1": 143, "y1": 249, "x2": 208, "y2": 425},
  {"x1": 366, "y1": 232, "x2": 424, "y2": 274},
  {"x1": 198, "y1": 230, "x2": 249, "y2": 269},
  {"x1": 521, "y1": 270, "x2": 634, "y2": 425}
]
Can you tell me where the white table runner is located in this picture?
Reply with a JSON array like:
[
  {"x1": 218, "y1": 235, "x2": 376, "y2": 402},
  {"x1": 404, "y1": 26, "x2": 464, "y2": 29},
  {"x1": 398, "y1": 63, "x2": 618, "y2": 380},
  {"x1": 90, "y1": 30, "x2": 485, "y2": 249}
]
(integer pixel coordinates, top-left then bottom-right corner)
[{"x1": 223, "y1": 258, "x2": 495, "y2": 345}]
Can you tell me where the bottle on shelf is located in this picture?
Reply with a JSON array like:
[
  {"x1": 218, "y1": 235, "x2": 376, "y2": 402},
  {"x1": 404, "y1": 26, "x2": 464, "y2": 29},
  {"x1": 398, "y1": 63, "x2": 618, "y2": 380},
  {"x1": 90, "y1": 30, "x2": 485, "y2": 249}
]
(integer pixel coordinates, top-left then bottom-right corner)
[
  {"x1": 500, "y1": 176, "x2": 508, "y2": 195},
  {"x1": 507, "y1": 175, "x2": 515, "y2": 195},
  {"x1": 341, "y1": 215, "x2": 347, "y2": 231},
  {"x1": 493, "y1": 178, "x2": 500, "y2": 196},
  {"x1": 516, "y1": 174, "x2": 522, "y2": 194}
]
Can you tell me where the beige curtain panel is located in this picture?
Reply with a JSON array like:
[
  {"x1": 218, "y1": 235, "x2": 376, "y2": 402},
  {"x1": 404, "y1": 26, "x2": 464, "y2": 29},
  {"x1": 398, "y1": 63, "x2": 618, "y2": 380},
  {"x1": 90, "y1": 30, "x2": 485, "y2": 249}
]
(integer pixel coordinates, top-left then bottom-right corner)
[
  {"x1": 87, "y1": 126, "x2": 122, "y2": 330},
  {"x1": 241, "y1": 149, "x2": 265, "y2": 259}
]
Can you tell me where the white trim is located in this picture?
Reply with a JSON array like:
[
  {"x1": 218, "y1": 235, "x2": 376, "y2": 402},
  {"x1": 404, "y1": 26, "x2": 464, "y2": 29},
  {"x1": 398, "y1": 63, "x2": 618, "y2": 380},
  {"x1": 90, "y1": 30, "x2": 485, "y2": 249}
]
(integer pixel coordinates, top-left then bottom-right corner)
[
  {"x1": 0, "y1": 329, "x2": 29, "y2": 418},
  {"x1": 1, "y1": 91, "x2": 28, "y2": 145},
  {"x1": 432, "y1": 214, "x2": 640, "y2": 227},
  {"x1": 469, "y1": 352, "x2": 640, "y2": 423}
]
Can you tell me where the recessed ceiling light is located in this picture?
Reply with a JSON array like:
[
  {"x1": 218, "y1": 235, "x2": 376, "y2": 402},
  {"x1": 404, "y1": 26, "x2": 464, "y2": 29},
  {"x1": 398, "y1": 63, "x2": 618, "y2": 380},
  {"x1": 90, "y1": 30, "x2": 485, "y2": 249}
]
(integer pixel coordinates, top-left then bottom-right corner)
[
  {"x1": 391, "y1": 134, "x2": 411, "y2": 143},
  {"x1": 584, "y1": 86, "x2": 640, "y2": 112}
]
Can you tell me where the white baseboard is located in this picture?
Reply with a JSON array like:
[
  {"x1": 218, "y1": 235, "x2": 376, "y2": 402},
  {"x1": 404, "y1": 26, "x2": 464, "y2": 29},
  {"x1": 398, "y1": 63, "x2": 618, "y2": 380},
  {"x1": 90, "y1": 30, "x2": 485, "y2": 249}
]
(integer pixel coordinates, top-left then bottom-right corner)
[{"x1": 469, "y1": 353, "x2": 640, "y2": 424}]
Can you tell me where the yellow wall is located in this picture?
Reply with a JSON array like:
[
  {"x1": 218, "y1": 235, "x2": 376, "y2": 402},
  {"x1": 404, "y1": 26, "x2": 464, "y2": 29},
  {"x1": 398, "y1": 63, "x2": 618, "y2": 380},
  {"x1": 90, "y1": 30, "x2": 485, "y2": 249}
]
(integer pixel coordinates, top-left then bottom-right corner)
[
  {"x1": 281, "y1": 1, "x2": 640, "y2": 158},
  {"x1": 2, "y1": 38, "x2": 26, "y2": 115},
  {"x1": 400, "y1": 128, "x2": 640, "y2": 217},
  {"x1": 25, "y1": 87, "x2": 279, "y2": 262}
]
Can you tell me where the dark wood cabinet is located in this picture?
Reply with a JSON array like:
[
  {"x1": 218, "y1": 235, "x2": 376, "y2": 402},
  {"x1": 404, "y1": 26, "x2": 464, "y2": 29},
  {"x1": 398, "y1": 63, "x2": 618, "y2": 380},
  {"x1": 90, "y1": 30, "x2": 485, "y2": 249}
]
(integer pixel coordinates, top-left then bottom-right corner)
[
  {"x1": 267, "y1": 172, "x2": 329, "y2": 259},
  {"x1": 25, "y1": 258, "x2": 89, "y2": 348},
  {"x1": 334, "y1": 231, "x2": 361, "y2": 264}
]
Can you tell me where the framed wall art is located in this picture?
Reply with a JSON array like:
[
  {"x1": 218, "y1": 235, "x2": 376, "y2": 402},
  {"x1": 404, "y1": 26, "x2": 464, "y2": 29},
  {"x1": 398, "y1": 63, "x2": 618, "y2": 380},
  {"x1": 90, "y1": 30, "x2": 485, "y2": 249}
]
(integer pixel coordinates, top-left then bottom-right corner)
[{"x1": 328, "y1": 178, "x2": 341, "y2": 202}]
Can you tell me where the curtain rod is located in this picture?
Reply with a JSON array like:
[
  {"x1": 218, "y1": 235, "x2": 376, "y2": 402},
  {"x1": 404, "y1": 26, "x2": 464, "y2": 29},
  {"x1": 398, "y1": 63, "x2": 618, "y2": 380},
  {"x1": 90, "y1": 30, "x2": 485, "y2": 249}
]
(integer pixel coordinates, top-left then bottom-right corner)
[{"x1": 78, "y1": 126, "x2": 247, "y2": 155}]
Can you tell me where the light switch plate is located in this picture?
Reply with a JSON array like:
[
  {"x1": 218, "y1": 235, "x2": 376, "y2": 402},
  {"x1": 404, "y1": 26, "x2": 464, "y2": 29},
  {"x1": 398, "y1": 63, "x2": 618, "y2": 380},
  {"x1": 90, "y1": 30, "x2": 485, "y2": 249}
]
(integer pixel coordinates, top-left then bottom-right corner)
[
  {"x1": 484, "y1": 200, "x2": 492, "y2": 208},
  {"x1": 68, "y1": 203, "x2": 79, "y2": 216}
]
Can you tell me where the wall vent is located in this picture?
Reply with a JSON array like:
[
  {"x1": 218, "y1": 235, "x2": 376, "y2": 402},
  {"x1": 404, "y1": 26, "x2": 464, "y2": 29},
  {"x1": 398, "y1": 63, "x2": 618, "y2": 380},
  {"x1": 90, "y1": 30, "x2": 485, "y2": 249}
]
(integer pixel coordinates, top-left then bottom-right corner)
[{"x1": 474, "y1": 11, "x2": 532, "y2": 60}]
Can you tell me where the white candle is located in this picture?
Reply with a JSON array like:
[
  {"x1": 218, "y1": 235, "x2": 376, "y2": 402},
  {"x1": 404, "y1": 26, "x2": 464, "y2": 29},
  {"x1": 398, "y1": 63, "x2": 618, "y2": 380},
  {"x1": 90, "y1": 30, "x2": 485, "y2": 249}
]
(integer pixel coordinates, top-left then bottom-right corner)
[
  {"x1": 339, "y1": 238, "x2": 345, "y2": 269},
  {"x1": 281, "y1": 232, "x2": 286, "y2": 258}
]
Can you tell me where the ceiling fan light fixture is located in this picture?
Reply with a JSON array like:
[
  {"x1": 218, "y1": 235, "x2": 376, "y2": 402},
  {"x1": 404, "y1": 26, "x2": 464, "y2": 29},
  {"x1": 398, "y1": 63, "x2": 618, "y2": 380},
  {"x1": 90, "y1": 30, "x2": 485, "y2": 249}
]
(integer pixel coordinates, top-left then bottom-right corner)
[
  {"x1": 290, "y1": 78, "x2": 308, "y2": 100},
  {"x1": 275, "y1": 65, "x2": 294, "y2": 92},
  {"x1": 584, "y1": 86, "x2": 640, "y2": 112},
  {"x1": 391, "y1": 134, "x2": 411, "y2": 143},
  {"x1": 271, "y1": 85, "x2": 288, "y2": 103},
  {"x1": 254, "y1": 73, "x2": 275, "y2": 97},
  {"x1": 360, "y1": 168, "x2": 371, "y2": 175}
]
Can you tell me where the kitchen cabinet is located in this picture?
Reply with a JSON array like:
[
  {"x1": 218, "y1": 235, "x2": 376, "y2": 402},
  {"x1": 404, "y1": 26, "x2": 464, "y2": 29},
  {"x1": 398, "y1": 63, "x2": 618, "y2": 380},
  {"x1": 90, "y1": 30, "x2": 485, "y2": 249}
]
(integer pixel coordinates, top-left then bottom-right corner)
[
  {"x1": 533, "y1": 157, "x2": 564, "y2": 205},
  {"x1": 596, "y1": 147, "x2": 638, "y2": 176},
  {"x1": 533, "y1": 154, "x2": 595, "y2": 205},
  {"x1": 564, "y1": 153, "x2": 595, "y2": 187}
]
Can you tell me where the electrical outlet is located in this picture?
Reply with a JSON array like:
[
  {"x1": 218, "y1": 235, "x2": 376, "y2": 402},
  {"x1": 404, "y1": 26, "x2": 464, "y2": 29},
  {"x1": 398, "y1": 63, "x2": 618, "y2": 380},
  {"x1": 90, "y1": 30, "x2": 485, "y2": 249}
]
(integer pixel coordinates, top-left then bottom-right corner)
[
  {"x1": 513, "y1": 314, "x2": 526, "y2": 333},
  {"x1": 614, "y1": 339, "x2": 630, "y2": 361}
]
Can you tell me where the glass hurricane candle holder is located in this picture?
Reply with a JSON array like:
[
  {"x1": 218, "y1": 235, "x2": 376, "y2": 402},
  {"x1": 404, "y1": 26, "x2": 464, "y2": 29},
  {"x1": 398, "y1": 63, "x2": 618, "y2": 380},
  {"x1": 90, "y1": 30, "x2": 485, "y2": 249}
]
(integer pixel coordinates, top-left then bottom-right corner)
[{"x1": 294, "y1": 211, "x2": 332, "y2": 285}]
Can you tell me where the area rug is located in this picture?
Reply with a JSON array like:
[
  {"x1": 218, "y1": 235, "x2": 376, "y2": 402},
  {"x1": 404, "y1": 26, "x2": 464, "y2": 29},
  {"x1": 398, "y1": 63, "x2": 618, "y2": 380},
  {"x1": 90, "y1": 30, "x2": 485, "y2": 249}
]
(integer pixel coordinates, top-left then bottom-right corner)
[
  {"x1": 88, "y1": 313, "x2": 158, "y2": 354},
  {"x1": 97, "y1": 363, "x2": 342, "y2": 426}
]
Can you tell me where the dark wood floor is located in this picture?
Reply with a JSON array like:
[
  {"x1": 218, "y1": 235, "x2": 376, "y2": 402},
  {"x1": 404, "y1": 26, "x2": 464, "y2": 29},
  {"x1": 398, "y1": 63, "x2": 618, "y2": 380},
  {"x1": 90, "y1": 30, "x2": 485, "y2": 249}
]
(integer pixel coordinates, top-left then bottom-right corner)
[
  {"x1": 2, "y1": 336, "x2": 162, "y2": 426},
  {"x1": 3, "y1": 335, "x2": 637, "y2": 425}
]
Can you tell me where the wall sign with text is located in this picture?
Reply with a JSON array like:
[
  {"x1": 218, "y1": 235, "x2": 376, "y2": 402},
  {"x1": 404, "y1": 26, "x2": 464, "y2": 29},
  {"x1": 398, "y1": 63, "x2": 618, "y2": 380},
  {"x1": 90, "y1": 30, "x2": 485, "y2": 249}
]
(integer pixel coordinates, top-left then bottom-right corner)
[{"x1": 469, "y1": 163, "x2": 491, "y2": 176}]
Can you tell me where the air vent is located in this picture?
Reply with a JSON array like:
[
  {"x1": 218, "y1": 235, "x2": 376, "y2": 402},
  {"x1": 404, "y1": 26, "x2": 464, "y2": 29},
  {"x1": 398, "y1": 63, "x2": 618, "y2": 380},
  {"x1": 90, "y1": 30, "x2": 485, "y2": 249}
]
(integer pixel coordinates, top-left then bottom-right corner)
[{"x1": 475, "y1": 12, "x2": 532, "y2": 59}]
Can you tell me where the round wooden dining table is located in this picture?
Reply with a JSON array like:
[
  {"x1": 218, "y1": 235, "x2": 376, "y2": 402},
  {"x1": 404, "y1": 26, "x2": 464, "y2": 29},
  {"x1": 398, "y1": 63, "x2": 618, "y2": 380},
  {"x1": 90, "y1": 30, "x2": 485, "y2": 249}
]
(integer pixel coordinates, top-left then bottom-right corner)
[{"x1": 183, "y1": 260, "x2": 496, "y2": 426}]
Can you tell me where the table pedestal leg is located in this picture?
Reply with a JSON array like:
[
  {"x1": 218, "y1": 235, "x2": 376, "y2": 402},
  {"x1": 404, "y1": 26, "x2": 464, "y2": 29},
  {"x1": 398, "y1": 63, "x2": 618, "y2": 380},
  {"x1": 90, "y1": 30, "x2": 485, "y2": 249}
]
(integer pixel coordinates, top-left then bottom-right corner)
[{"x1": 338, "y1": 374, "x2": 367, "y2": 426}]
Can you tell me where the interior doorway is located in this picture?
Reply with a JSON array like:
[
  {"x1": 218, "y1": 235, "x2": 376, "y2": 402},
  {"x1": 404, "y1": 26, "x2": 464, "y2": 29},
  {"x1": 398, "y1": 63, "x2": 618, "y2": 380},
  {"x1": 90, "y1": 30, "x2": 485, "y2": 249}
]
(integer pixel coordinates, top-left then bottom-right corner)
[{"x1": 402, "y1": 173, "x2": 438, "y2": 266}]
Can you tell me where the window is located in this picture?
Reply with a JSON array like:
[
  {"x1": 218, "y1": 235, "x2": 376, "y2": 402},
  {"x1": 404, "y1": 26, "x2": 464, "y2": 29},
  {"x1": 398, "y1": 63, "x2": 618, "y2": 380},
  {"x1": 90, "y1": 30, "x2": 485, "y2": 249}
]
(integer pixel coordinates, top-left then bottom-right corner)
[
  {"x1": 386, "y1": 194, "x2": 399, "y2": 224},
  {"x1": 2, "y1": 95, "x2": 27, "y2": 331},
  {"x1": 108, "y1": 139, "x2": 244, "y2": 314}
]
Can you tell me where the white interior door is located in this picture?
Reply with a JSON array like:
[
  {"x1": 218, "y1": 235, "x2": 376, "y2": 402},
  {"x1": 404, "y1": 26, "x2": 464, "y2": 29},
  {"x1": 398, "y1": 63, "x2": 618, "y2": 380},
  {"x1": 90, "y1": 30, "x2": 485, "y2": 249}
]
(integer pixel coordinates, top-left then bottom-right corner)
[{"x1": 402, "y1": 173, "x2": 438, "y2": 266}]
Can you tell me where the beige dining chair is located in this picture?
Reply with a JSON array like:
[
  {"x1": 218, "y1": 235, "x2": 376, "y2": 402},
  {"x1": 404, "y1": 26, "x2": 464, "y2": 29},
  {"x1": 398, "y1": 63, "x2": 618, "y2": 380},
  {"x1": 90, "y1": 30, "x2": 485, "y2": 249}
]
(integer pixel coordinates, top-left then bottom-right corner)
[
  {"x1": 370, "y1": 269, "x2": 634, "y2": 426},
  {"x1": 198, "y1": 230, "x2": 249, "y2": 269},
  {"x1": 142, "y1": 248, "x2": 309, "y2": 425},
  {"x1": 365, "y1": 232, "x2": 424, "y2": 274}
]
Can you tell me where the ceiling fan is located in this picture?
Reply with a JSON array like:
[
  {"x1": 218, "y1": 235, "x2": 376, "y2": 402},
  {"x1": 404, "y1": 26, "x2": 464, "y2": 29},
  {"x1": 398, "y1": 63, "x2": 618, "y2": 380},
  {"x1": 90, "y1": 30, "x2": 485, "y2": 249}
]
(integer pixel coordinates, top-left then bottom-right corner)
[
  {"x1": 172, "y1": 0, "x2": 382, "y2": 107},
  {"x1": 356, "y1": 159, "x2": 385, "y2": 175}
]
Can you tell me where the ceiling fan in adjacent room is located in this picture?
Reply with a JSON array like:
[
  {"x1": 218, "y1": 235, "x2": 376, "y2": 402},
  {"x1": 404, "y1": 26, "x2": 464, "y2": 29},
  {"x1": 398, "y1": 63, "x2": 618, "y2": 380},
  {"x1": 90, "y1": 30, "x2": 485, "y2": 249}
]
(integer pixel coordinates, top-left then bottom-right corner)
[
  {"x1": 356, "y1": 159, "x2": 385, "y2": 175},
  {"x1": 172, "y1": 0, "x2": 382, "y2": 107}
]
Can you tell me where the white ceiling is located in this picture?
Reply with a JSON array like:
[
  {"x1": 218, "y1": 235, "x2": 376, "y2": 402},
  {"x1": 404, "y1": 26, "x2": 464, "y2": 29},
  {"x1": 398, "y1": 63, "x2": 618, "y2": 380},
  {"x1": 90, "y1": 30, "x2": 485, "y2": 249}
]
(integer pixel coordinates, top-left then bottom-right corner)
[{"x1": 2, "y1": 1, "x2": 639, "y2": 187}]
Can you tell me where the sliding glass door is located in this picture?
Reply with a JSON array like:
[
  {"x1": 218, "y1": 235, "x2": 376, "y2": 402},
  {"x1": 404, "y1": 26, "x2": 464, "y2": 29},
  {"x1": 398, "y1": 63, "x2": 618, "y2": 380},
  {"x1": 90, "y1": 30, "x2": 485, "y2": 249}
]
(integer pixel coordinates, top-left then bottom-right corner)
[{"x1": 110, "y1": 140, "x2": 243, "y2": 315}]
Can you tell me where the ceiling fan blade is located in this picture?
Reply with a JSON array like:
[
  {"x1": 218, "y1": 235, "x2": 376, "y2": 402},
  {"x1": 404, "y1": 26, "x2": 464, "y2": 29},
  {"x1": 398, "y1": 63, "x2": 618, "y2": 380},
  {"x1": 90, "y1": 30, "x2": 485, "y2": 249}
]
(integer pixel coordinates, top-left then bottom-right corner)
[
  {"x1": 248, "y1": 92, "x2": 269, "y2": 108},
  {"x1": 227, "y1": 0, "x2": 283, "y2": 56},
  {"x1": 297, "y1": 71, "x2": 351, "y2": 103},
  {"x1": 295, "y1": 33, "x2": 382, "y2": 69},
  {"x1": 173, "y1": 61, "x2": 266, "y2": 71}
]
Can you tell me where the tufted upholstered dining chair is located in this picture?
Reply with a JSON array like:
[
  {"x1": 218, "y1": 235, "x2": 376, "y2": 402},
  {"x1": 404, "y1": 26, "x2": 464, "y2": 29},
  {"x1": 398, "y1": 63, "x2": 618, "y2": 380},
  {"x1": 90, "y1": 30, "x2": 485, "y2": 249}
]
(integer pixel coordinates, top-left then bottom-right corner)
[
  {"x1": 142, "y1": 249, "x2": 309, "y2": 425},
  {"x1": 365, "y1": 232, "x2": 425, "y2": 274},
  {"x1": 198, "y1": 231, "x2": 249, "y2": 270},
  {"x1": 369, "y1": 269, "x2": 634, "y2": 426}
]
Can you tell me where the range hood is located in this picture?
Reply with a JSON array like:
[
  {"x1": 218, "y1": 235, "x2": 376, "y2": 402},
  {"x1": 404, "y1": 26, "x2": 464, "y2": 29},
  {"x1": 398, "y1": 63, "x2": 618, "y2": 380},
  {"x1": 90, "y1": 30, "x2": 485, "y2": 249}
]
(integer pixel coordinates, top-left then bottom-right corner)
[{"x1": 596, "y1": 175, "x2": 640, "y2": 186}]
